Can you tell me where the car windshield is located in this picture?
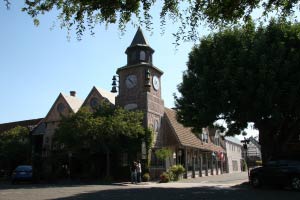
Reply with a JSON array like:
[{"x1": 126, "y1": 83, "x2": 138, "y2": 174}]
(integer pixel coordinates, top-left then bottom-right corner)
[{"x1": 15, "y1": 166, "x2": 32, "y2": 171}]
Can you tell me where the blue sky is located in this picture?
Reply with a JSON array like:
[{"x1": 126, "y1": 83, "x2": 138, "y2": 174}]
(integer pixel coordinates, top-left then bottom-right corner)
[
  {"x1": 0, "y1": 2, "x2": 259, "y2": 139},
  {"x1": 0, "y1": 2, "x2": 200, "y2": 124}
]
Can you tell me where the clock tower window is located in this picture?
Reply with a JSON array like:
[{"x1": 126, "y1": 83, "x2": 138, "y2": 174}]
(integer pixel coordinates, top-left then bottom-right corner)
[
  {"x1": 130, "y1": 51, "x2": 136, "y2": 62},
  {"x1": 140, "y1": 50, "x2": 146, "y2": 61}
]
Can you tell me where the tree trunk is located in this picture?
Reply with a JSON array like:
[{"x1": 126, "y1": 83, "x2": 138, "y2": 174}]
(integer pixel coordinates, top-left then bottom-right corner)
[{"x1": 258, "y1": 127, "x2": 273, "y2": 164}]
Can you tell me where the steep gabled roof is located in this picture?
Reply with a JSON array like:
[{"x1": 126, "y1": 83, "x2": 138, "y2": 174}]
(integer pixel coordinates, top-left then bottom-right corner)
[
  {"x1": 94, "y1": 87, "x2": 116, "y2": 105},
  {"x1": 61, "y1": 93, "x2": 83, "y2": 113},
  {"x1": 81, "y1": 86, "x2": 116, "y2": 109},
  {"x1": 44, "y1": 93, "x2": 83, "y2": 121},
  {"x1": 164, "y1": 107, "x2": 225, "y2": 152}
]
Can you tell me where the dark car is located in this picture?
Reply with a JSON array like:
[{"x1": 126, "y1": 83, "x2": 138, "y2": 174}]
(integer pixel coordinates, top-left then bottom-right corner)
[
  {"x1": 11, "y1": 165, "x2": 33, "y2": 184},
  {"x1": 249, "y1": 160, "x2": 300, "y2": 190}
]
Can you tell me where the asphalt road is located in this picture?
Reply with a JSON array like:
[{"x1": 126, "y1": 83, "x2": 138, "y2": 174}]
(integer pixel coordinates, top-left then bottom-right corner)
[{"x1": 0, "y1": 172, "x2": 299, "y2": 200}]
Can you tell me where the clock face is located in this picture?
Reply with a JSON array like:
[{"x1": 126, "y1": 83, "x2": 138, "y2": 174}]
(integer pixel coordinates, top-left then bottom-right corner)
[
  {"x1": 125, "y1": 74, "x2": 137, "y2": 89},
  {"x1": 153, "y1": 75, "x2": 160, "y2": 91}
]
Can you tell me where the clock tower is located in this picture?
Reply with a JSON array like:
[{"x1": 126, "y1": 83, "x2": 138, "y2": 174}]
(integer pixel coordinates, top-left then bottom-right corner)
[{"x1": 115, "y1": 28, "x2": 164, "y2": 147}]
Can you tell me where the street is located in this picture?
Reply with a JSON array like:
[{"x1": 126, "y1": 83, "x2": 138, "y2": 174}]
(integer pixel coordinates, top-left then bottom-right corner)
[{"x1": 0, "y1": 172, "x2": 299, "y2": 200}]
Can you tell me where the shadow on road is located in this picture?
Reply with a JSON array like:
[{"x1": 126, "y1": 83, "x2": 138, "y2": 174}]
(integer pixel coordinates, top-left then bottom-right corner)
[
  {"x1": 48, "y1": 184, "x2": 300, "y2": 200},
  {"x1": 1, "y1": 181, "x2": 299, "y2": 200}
]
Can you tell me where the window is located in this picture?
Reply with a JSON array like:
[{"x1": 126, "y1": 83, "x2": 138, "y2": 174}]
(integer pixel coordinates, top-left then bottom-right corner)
[
  {"x1": 232, "y1": 160, "x2": 238, "y2": 171},
  {"x1": 131, "y1": 51, "x2": 136, "y2": 61},
  {"x1": 57, "y1": 103, "x2": 65, "y2": 113},
  {"x1": 140, "y1": 50, "x2": 146, "y2": 61},
  {"x1": 90, "y1": 97, "x2": 99, "y2": 109},
  {"x1": 154, "y1": 120, "x2": 159, "y2": 133}
]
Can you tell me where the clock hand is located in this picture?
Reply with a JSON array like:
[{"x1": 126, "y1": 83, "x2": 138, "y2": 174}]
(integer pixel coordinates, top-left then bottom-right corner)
[{"x1": 129, "y1": 78, "x2": 134, "y2": 84}]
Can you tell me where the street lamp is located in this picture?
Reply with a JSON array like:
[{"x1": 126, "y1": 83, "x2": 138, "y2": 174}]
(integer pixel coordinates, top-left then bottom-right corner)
[
  {"x1": 173, "y1": 152, "x2": 176, "y2": 165},
  {"x1": 178, "y1": 150, "x2": 182, "y2": 164},
  {"x1": 141, "y1": 140, "x2": 146, "y2": 160},
  {"x1": 241, "y1": 138, "x2": 250, "y2": 178}
]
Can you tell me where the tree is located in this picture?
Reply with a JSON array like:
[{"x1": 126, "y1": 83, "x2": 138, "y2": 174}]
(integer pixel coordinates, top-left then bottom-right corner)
[
  {"x1": 53, "y1": 103, "x2": 149, "y2": 178},
  {"x1": 53, "y1": 107, "x2": 100, "y2": 154},
  {"x1": 3, "y1": 1, "x2": 300, "y2": 41},
  {"x1": 0, "y1": 126, "x2": 31, "y2": 172},
  {"x1": 175, "y1": 19, "x2": 300, "y2": 162}
]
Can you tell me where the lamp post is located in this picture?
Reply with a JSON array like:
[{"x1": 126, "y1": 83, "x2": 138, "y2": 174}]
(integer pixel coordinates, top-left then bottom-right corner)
[
  {"x1": 241, "y1": 138, "x2": 250, "y2": 178},
  {"x1": 68, "y1": 151, "x2": 72, "y2": 180},
  {"x1": 173, "y1": 152, "x2": 176, "y2": 165},
  {"x1": 141, "y1": 140, "x2": 146, "y2": 160},
  {"x1": 178, "y1": 150, "x2": 182, "y2": 164}
]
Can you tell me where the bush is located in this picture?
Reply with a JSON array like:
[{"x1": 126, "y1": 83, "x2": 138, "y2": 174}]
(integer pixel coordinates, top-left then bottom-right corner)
[
  {"x1": 142, "y1": 173, "x2": 150, "y2": 182},
  {"x1": 168, "y1": 165, "x2": 185, "y2": 181},
  {"x1": 159, "y1": 172, "x2": 170, "y2": 183}
]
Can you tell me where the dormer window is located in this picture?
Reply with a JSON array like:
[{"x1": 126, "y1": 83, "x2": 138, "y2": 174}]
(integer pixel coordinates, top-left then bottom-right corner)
[{"x1": 140, "y1": 50, "x2": 146, "y2": 61}]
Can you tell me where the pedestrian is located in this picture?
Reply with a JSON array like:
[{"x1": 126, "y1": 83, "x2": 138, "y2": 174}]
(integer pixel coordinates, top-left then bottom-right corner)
[
  {"x1": 130, "y1": 161, "x2": 137, "y2": 184},
  {"x1": 136, "y1": 160, "x2": 142, "y2": 183}
]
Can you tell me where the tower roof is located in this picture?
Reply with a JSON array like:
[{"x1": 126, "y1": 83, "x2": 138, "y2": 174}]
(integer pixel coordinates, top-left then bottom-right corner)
[{"x1": 130, "y1": 27, "x2": 149, "y2": 47}]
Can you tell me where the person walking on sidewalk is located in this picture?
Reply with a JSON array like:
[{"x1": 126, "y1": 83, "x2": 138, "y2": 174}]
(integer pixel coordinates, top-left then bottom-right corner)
[
  {"x1": 130, "y1": 161, "x2": 137, "y2": 184},
  {"x1": 137, "y1": 160, "x2": 142, "y2": 183}
]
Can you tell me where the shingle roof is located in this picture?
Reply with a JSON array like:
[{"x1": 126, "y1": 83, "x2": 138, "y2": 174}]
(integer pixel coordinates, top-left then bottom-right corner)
[
  {"x1": 164, "y1": 108, "x2": 224, "y2": 152},
  {"x1": 130, "y1": 27, "x2": 149, "y2": 47},
  {"x1": 225, "y1": 136, "x2": 243, "y2": 146},
  {"x1": 125, "y1": 27, "x2": 154, "y2": 54},
  {"x1": 0, "y1": 118, "x2": 43, "y2": 133},
  {"x1": 94, "y1": 87, "x2": 116, "y2": 105},
  {"x1": 61, "y1": 93, "x2": 83, "y2": 113}
]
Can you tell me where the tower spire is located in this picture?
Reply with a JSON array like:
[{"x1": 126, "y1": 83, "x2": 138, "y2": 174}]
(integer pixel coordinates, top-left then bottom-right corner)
[
  {"x1": 125, "y1": 27, "x2": 154, "y2": 66},
  {"x1": 130, "y1": 27, "x2": 149, "y2": 47}
]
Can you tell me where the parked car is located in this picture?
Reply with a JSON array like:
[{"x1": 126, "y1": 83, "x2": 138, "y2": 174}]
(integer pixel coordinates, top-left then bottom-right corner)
[
  {"x1": 11, "y1": 165, "x2": 32, "y2": 184},
  {"x1": 249, "y1": 160, "x2": 300, "y2": 190}
]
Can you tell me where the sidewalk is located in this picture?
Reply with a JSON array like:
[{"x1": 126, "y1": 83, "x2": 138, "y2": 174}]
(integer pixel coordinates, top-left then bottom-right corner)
[{"x1": 121, "y1": 172, "x2": 249, "y2": 188}]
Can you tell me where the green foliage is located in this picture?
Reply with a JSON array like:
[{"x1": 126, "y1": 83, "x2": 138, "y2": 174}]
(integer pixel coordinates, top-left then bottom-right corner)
[
  {"x1": 53, "y1": 102, "x2": 148, "y2": 178},
  {"x1": 159, "y1": 172, "x2": 170, "y2": 183},
  {"x1": 4, "y1": 0, "x2": 299, "y2": 42},
  {"x1": 142, "y1": 172, "x2": 150, "y2": 182},
  {"x1": 175, "y1": 19, "x2": 300, "y2": 159},
  {"x1": 0, "y1": 126, "x2": 31, "y2": 170},
  {"x1": 155, "y1": 148, "x2": 172, "y2": 161},
  {"x1": 54, "y1": 107, "x2": 101, "y2": 153},
  {"x1": 54, "y1": 104, "x2": 145, "y2": 153},
  {"x1": 143, "y1": 128, "x2": 154, "y2": 171},
  {"x1": 168, "y1": 164, "x2": 185, "y2": 181}
]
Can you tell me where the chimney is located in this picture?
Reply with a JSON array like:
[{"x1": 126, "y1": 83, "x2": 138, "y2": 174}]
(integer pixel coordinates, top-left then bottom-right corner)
[{"x1": 70, "y1": 91, "x2": 76, "y2": 97}]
